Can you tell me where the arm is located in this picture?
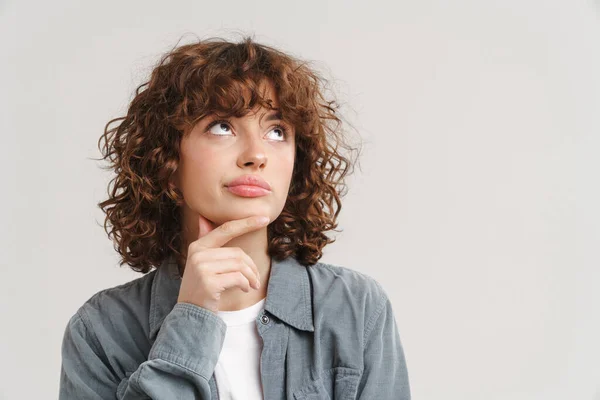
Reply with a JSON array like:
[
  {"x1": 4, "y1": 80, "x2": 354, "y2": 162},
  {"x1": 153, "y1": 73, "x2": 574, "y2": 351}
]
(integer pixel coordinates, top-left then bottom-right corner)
[
  {"x1": 59, "y1": 302, "x2": 226, "y2": 399},
  {"x1": 356, "y1": 291, "x2": 411, "y2": 399}
]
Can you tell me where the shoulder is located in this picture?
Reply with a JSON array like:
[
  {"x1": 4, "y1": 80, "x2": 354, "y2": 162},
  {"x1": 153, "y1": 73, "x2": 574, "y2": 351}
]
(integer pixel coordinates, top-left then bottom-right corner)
[
  {"x1": 60, "y1": 270, "x2": 161, "y2": 382},
  {"x1": 67, "y1": 270, "x2": 158, "y2": 346},
  {"x1": 308, "y1": 260, "x2": 387, "y2": 303},
  {"x1": 80, "y1": 270, "x2": 156, "y2": 319},
  {"x1": 307, "y1": 261, "x2": 389, "y2": 336}
]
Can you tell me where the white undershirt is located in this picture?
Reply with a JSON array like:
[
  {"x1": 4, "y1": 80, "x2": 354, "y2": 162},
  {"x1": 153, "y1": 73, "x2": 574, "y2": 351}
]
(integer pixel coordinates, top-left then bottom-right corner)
[{"x1": 213, "y1": 297, "x2": 266, "y2": 400}]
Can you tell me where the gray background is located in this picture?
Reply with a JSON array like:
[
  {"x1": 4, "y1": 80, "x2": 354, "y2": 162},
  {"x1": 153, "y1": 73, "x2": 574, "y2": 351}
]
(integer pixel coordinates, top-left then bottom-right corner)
[{"x1": 1, "y1": 0, "x2": 598, "y2": 399}]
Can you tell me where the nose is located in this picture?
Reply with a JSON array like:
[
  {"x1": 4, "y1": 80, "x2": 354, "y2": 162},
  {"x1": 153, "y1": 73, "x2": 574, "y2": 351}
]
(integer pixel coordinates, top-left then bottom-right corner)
[{"x1": 237, "y1": 134, "x2": 267, "y2": 170}]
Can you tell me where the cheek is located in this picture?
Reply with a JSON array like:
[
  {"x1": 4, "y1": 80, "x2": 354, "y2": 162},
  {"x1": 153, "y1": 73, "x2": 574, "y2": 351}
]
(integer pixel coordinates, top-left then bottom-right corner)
[
  {"x1": 283, "y1": 151, "x2": 296, "y2": 181},
  {"x1": 274, "y1": 152, "x2": 296, "y2": 193},
  {"x1": 180, "y1": 148, "x2": 222, "y2": 189}
]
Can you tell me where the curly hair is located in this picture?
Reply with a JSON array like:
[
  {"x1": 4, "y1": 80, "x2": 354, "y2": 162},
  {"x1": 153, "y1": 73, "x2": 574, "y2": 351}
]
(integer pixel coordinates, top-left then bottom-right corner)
[{"x1": 95, "y1": 34, "x2": 362, "y2": 274}]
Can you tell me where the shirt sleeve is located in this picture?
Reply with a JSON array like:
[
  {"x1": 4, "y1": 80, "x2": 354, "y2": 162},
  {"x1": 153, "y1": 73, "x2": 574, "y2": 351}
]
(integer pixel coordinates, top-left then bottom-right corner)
[
  {"x1": 58, "y1": 302, "x2": 226, "y2": 400},
  {"x1": 356, "y1": 289, "x2": 411, "y2": 399}
]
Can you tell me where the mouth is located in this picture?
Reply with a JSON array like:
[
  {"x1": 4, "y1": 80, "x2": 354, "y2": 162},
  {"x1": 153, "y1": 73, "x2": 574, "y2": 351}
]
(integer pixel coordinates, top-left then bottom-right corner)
[
  {"x1": 225, "y1": 185, "x2": 272, "y2": 198},
  {"x1": 224, "y1": 174, "x2": 272, "y2": 197}
]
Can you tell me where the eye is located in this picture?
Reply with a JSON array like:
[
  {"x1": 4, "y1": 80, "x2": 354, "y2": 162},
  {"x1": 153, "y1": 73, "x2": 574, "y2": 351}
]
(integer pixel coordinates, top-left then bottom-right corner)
[
  {"x1": 266, "y1": 125, "x2": 288, "y2": 141},
  {"x1": 205, "y1": 119, "x2": 290, "y2": 141},
  {"x1": 206, "y1": 120, "x2": 233, "y2": 136}
]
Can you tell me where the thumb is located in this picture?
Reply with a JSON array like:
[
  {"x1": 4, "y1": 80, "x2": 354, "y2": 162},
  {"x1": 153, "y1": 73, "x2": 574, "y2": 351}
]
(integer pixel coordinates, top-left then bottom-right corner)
[{"x1": 198, "y1": 213, "x2": 216, "y2": 240}]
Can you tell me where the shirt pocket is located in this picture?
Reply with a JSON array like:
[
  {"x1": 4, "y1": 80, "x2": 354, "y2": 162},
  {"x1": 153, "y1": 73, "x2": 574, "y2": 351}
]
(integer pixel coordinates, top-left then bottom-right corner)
[{"x1": 293, "y1": 367, "x2": 361, "y2": 400}]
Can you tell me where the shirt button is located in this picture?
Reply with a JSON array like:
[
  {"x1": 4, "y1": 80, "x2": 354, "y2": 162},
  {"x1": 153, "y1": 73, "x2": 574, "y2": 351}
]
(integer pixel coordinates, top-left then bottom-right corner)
[{"x1": 260, "y1": 313, "x2": 270, "y2": 325}]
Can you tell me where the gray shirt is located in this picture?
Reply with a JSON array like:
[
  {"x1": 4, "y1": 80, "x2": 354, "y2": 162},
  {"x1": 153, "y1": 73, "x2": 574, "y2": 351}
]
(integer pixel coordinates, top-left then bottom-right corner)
[{"x1": 59, "y1": 254, "x2": 411, "y2": 399}]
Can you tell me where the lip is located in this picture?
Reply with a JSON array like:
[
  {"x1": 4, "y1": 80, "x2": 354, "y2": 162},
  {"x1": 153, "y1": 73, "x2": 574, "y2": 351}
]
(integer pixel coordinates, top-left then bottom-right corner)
[
  {"x1": 225, "y1": 174, "x2": 272, "y2": 198},
  {"x1": 225, "y1": 174, "x2": 272, "y2": 190},
  {"x1": 226, "y1": 185, "x2": 271, "y2": 197}
]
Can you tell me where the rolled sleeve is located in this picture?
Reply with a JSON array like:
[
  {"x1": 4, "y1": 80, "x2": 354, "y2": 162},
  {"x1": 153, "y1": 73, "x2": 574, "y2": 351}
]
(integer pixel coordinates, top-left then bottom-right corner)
[{"x1": 147, "y1": 302, "x2": 227, "y2": 380}]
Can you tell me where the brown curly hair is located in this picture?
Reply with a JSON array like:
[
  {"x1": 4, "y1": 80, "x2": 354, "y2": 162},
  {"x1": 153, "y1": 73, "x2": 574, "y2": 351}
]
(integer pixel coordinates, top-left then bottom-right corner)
[{"x1": 95, "y1": 34, "x2": 362, "y2": 274}]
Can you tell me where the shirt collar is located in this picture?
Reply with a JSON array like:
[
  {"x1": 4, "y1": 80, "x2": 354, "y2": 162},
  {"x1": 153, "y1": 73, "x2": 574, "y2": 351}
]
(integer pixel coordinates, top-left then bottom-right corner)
[{"x1": 149, "y1": 253, "x2": 315, "y2": 341}]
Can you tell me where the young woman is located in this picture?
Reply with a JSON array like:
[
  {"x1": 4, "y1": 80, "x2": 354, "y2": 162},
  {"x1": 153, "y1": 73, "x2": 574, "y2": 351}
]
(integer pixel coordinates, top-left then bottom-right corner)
[{"x1": 59, "y1": 36, "x2": 411, "y2": 399}]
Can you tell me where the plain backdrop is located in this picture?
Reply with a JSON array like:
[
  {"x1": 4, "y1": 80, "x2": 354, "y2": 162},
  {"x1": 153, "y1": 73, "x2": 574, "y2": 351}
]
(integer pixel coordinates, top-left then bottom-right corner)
[{"x1": 1, "y1": 1, "x2": 598, "y2": 399}]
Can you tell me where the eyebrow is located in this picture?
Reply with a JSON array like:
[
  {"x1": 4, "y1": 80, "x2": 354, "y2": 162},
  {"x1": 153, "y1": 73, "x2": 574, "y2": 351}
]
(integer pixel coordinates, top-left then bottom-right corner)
[{"x1": 263, "y1": 111, "x2": 283, "y2": 122}]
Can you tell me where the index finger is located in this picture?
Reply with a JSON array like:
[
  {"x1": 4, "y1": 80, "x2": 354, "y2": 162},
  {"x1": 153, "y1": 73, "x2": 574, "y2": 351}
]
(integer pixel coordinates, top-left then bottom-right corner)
[{"x1": 195, "y1": 215, "x2": 270, "y2": 249}]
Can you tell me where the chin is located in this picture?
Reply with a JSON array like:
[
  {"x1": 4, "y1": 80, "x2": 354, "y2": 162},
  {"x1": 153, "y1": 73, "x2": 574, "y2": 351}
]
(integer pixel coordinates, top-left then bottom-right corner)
[{"x1": 217, "y1": 205, "x2": 274, "y2": 220}]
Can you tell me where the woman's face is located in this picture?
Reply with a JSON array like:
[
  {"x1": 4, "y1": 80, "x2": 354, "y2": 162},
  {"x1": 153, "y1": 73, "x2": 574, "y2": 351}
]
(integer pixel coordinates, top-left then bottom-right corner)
[{"x1": 175, "y1": 82, "x2": 296, "y2": 227}]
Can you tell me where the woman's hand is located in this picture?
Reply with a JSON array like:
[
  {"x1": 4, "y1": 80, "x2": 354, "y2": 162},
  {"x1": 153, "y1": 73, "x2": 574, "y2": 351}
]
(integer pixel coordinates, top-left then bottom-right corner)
[{"x1": 176, "y1": 213, "x2": 269, "y2": 313}]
